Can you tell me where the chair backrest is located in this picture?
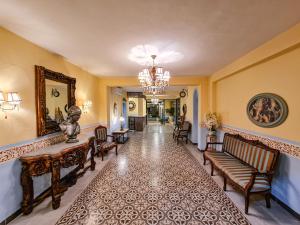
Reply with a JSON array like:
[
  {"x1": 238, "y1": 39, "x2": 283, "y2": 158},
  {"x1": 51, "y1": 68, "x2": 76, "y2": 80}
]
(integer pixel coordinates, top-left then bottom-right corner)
[
  {"x1": 222, "y1": 133, "x2": 279, "y2": 173},
  {"x1": 182, "y1": 121, "x2": 191, "y2": 131},
  {"x1": 95, "y1": 125, "x2": 107, "y2": 142}
]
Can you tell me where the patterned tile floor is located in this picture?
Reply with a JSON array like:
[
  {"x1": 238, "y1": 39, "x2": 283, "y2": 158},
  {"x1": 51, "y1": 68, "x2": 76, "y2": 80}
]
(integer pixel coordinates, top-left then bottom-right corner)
[
  {"x1": 55, "y1": 125, "x2": 250, "y2": 225},
  {"x1": 9, "y1": 124, "x2": 299, "y2": 225}
]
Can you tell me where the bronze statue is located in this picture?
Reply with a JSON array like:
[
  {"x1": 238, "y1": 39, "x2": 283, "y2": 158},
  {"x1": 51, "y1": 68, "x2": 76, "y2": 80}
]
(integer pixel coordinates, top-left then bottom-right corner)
[{"x1": 59, "y1": 105, "x2": 82, "y2": 143}]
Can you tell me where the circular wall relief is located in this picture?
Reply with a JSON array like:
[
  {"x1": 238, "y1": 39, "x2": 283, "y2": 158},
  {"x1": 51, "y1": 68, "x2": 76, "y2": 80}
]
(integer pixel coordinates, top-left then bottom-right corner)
[
  {"x1": 179, "y1": 90, "x2": 186, "y2": 98},
  {"x1": 128, "y1": 101, "x2": 136, "y2": 111},
  {"x1": 247, "y1": 93, "x2": 288, "y2": 128}
]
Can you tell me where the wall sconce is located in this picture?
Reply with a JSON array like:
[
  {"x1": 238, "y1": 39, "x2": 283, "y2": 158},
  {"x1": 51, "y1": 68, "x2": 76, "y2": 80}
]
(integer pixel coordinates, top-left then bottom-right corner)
[
  {"x1": 0, "y1": 91, "x2": 22, "y2": 118},
  {"x1": 82, "y1": 100, "x2": 92, "y2": 114}
]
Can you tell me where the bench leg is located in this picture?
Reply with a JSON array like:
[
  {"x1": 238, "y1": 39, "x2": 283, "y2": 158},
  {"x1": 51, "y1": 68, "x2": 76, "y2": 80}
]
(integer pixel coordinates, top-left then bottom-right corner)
[
  {"x1": 210, "y1": 163, "x2": 214, "y2": 176},
  {"x1": 186, "y1": 137, "x2": 188, "y2": 144},
  {"x1": 203, "y1": 154, "x2": 206, "y2": 165},
  {"x1": 223, "y1": 176, "x2": 227, "y2": 191},
  {"x1": 265, "y1": 192, "x2": 271, "y2": 208},
  {"x1": 245, "y1": 193, "x2": 250, "y2": 214},
  {"x1": 115, "y1": 145, "x2": 118, "y2": 156}
]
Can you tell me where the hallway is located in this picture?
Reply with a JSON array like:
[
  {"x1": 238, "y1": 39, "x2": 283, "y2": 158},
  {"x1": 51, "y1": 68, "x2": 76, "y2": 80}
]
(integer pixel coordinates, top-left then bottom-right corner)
[
  {"x1": 8, "y1": 125, "x2": 299, "y2": 225},
  {"x1": 55, "y1": 125, "x2": 249, "y2": 225}
]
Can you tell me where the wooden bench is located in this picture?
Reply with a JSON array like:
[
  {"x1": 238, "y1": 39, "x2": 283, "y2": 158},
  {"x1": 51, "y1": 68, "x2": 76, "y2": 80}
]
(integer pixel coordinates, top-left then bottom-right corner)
[{"x1": 203, "y1": 133, "x2": 279, "y2": 214}]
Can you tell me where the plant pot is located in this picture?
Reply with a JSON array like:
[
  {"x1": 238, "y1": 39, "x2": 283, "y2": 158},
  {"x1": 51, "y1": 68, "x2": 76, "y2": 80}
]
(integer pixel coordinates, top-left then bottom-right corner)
[{"x1": 208, "y1": 130, "x2": 216, "y2": 136}]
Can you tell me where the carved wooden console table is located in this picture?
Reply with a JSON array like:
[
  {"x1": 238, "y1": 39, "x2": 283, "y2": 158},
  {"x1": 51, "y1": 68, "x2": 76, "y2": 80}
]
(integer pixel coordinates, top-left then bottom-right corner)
[{"x1": 19, "y1": 134, "x2": 96, "y2": 215}]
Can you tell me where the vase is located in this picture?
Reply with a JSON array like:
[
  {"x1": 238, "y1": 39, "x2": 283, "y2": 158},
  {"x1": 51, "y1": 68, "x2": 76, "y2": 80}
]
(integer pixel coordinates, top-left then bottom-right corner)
[{"x1": 208, "y1": 129, "x2": 216, "y2": 136}]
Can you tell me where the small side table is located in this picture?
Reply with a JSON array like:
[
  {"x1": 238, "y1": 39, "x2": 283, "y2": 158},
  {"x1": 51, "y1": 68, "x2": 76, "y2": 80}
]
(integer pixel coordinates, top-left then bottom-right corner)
[{"x1": 112, "y1": 129, "x2": 129, "y2": 144}]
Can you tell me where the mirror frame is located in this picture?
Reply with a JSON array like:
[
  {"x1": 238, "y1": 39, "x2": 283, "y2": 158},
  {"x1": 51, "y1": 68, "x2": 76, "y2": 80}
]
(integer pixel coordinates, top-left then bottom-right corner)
[{"x1": 35, "y1": 65, "x2": 76, "y2": 136}]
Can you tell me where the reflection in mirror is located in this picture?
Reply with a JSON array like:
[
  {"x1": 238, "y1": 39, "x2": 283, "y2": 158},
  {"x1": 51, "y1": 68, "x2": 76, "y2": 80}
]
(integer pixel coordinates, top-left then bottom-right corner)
[{"x1": 45, "y1": 79, "x2": 68, "y2": 129}]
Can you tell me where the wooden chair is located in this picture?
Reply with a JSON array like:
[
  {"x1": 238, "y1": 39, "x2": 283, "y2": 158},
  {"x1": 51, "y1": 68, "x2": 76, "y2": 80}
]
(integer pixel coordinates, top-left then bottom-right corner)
[
  {"x1": 94, "y1": 125, "x2": 118, "y2": 161},
  {"x1": 173, "y1": 121, "x2": 191, "y2": 144},
  {"x1": 173, "y1": 115, "x2": 185, "y2": 138}
]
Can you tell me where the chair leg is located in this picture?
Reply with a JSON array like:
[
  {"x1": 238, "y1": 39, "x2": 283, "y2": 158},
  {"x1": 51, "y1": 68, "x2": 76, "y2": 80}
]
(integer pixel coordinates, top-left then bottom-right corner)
[
  {"x1": 265, "y1": 192, "x2": 271, "y2": 208},
  {"x1": 101, "y1": 151, "x2": 104, "y2": 161},
  {"x1": 203, "y1": 154, "x2": 206, "y2": 165},
  {"x1": 177, "y1": 137, "x2": 179, "y2": 145},
  {"x1": 223, "y1": 176, "x2": 227, "y2": 191},
  {"x1": 186, "y1": 137, "x2": 188, "y2": 144},
  {"x1": 115, "y1": 145, "x2": 118, "y2": 155},
  {"x1": 245, "y1": 193, "x2": 250, "y2": 214},
  {"x1": 210, "y1": 163, "x2": 214, "y2": 176}
]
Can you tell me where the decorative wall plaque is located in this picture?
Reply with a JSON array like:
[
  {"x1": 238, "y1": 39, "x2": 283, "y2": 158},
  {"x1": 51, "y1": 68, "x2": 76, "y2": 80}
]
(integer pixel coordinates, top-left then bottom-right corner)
[
  {"x1": 128, "y1": 101, "x2": 136, "y2": 111},
  {"x1": 247, "y1": 93, "x2": 288, "y2": 128}
]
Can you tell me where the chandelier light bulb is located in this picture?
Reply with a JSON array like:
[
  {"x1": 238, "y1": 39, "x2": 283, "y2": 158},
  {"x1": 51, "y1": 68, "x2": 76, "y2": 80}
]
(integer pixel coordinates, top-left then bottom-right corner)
[{"x1": 138, "y1": 54, "x2": 170, "y2": 95}]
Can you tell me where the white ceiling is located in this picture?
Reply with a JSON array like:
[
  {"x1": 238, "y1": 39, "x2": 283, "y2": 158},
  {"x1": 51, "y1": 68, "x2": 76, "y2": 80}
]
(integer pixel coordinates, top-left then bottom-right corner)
[{"x1": 1, "y1": 0, "x2": 300, "y2": 76}]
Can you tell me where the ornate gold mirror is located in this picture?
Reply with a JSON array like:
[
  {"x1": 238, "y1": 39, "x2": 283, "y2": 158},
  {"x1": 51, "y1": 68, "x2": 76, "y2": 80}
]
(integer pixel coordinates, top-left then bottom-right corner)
[{"x1": 35, "y1": 66, "x2": 76, "y2": 136}]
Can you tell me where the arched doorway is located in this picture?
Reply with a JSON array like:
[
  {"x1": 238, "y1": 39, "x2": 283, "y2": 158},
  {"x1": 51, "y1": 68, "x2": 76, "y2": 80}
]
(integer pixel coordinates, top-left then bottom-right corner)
[{"x1": 192, "y1": 89, "x2": 198, "y2": 144}]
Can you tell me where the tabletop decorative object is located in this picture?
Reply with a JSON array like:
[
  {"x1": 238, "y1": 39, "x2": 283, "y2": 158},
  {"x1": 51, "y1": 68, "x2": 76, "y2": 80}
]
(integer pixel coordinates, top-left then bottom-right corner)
[
  {"x1": 204, "y1": 112, "x2": 220, "y2": 136},
  {"x1": 59, "y1": 105, "x2": 82, "y2": 143}
]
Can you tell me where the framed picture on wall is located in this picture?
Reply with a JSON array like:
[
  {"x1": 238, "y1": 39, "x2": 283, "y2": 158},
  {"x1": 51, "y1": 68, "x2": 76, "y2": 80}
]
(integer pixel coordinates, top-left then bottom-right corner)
[{"x1": 247, "y1": 93, "x2": 288, "y2": 128}]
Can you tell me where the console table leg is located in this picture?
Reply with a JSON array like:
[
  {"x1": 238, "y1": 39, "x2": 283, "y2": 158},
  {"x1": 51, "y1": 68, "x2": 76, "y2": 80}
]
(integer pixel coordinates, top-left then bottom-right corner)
[
  {"x1": 90, "y1": 146, "x2": 96, "y2": 171},
  {"x1": 21, "y1": 165, "x2": 33, "y2": 215},
  {"x1": 51, "y1": 159, "x2": 61, "y2": 209}
]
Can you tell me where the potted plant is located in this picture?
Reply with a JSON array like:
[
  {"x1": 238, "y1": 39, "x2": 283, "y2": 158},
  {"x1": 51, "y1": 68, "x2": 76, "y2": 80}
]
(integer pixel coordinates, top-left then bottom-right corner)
[{"x1": 204, "y1": 112, "x2": 220, "y2": 136}]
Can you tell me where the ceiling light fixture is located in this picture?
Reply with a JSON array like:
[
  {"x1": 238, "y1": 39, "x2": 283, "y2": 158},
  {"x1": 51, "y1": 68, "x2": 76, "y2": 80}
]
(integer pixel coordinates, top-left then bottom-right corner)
[
  {"x1": 138, "y1": 55, "x2": 170, "y2": 95},
  {"x1": 151, "y1": 95, "x2": 159, "y2": 104}
]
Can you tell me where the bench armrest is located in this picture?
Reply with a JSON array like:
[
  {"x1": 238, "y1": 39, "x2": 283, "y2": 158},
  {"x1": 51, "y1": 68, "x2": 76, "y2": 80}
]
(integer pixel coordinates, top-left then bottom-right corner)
[
  {"x1": 204, "y1": 142, "x2": 223, "y2": 151},
  {"x1": 252, "y1": 170, "x2": 275, "y2": 182},
  {"x1": 252, "y1": 170, "x2": 274, "y2": 177},
  {"x1": 246, "y1": 169, "x2": 273, "y2": 191}
]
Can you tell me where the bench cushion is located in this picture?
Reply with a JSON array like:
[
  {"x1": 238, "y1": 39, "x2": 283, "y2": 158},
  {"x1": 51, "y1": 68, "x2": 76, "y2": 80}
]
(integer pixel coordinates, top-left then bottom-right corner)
[
  {"x1": 225, "y1": 167, "x2": 271, "y2": 192},
  {"x1": 204, "y1": 151, "x2": 271, "y2": 192}
]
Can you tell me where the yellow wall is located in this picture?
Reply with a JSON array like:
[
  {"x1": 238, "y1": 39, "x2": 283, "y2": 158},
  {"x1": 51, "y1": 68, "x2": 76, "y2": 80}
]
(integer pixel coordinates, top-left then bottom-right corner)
[
  {"x1": 0, "y1": 27, "x2": 100, "y2": 146},
  {"x1": 210, "y1": 23, "x2": 300, "y2": 142},
  {"x1": 180, "y1": 85, "x2": 208, "y2": 125}
]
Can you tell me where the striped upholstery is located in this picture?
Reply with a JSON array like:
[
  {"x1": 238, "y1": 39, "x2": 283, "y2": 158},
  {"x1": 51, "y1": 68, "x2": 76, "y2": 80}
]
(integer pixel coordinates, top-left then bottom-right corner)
[
  {"x1": 204, "y1": 151, "x2": 271, "y2": 192},
  {"x1": 95, "y1": 126, "x2": 107, "y2": 142},
  {"x1": 222, "y1": 134, "x2": 276, "y2": 173},
  {"x1": 226, "y1": 168, "x2": 270, "y2": 192}
]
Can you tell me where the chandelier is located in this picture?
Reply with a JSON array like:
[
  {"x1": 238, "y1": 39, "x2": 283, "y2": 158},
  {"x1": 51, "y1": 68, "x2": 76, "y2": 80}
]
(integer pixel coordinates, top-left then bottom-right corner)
[
  {"x1": 138, "y1": 55, "x2": 170, "y2": 95},
  {"x1": 150, "y1": 95, "x2": 159, "y2": 104}
]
